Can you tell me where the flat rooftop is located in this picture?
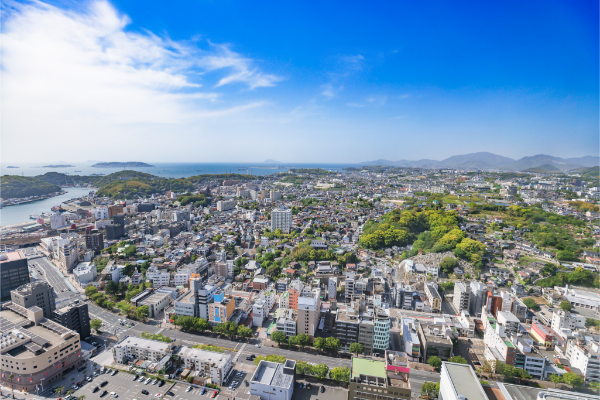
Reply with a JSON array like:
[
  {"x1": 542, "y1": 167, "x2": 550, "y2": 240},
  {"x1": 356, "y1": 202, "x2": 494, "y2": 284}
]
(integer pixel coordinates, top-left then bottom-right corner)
[
  {"x1": 444, "y1": 363, "x2": 488, "y2": 400},
  {"x1": 352, "y1": 357, "x2": 386, "y2": 379},
  {"x1": 252, "y1": 360, "x2": 294, "y2": 389},
  {"x1": 0, "y1": 250, "x2": 26, "y2": 263}
]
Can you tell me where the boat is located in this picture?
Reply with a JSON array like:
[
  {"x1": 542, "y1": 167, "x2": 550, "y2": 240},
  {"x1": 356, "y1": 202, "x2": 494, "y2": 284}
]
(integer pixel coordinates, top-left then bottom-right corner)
[
  {"x1": 29, "y1": 214, "x2": 40, "y2": 220},
  {"x1": 74, "y1": 170, "x2": 81, "y2": 172}
]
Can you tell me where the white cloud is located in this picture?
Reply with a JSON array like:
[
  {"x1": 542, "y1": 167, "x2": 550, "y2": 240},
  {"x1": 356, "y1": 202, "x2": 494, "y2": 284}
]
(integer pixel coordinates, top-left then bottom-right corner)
[{"x1": 0, "y1": 0, "x2": 279, "y2": 162}]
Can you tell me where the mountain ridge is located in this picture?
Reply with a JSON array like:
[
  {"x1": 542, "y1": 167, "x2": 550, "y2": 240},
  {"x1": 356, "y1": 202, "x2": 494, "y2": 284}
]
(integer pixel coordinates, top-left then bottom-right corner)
[{"x1": 360, "y1": 152, "x2": 598, "y2": 171}]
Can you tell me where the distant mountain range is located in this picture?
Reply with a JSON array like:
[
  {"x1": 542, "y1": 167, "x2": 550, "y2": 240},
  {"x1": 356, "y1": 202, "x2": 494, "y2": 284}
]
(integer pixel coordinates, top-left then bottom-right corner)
[{"x1": 360, "y1": 152, "x2": 599, "y2": 171}]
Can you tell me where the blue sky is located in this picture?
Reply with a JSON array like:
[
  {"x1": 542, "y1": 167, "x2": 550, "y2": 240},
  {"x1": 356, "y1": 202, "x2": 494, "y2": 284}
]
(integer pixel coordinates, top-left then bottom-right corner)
[{"x1": 1, "y1": 0, "x2": 598, "y2": 163}]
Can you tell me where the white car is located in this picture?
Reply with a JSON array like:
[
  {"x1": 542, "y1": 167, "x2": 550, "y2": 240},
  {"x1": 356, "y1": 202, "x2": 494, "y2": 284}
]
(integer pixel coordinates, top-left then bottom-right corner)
[
  {"x1": 145, "y1": 378, "x2": 152, "y2": 385},
  {"x1": 110, "y1": 392, "x2": 118, "y2": 398},
  {"x1": 186, "y1": 387, "x2": 192, "y2": 393},
  {"x1": 152, "y1": 379, "x2": 158, "y2": 385}
]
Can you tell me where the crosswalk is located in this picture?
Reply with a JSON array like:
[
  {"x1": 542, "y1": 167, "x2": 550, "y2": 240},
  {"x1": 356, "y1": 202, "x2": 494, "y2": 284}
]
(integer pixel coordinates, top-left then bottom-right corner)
[{"x1": 232, "y1": 343, "x2": 247, "y2": 363}]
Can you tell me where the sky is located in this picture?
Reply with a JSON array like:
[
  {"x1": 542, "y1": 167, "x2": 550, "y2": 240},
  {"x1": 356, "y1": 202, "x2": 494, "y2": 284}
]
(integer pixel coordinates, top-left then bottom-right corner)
[{"x1": 1, "y1": 0, "x2": 598, "y2": 163}]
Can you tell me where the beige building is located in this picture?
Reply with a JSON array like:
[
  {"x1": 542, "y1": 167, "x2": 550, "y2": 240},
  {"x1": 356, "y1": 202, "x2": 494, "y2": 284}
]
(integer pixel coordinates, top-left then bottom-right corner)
[
  {"x1": 296, "y1": 289, "x2": 320, "y2": 337},
  {"x1": 0, "y1": 303, "x2": 83, "y2": 392},
  {"x1": 10, "y1": 282, "x2": 56, "y2": 319}
]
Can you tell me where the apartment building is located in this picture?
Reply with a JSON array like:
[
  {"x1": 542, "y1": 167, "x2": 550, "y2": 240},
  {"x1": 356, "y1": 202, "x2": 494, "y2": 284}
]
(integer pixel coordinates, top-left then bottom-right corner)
[
  {"x1": 531, "y1": 323, "x2": 554, "y2": 348},
  {"x1": 113, "y1": 336, "x2": 174, "y2": 364},
  {"x1": 469, "y1": 281, "x2": 487, "y2": 317},
  {"x1": 453, "y1": 282, "x2": 471, "y2": 313},
  {"x1": 85, "y1": 229, "x2": 104, "y2": 254},
  {"x1": 511, "y1": 336, "x2": 545, "y2": 380},
  {"x1": 276, "y1": 308, "x2": 297, "y2": 337},
  {"x1": 566, "y1": 338, "x2": 600, "y2": 383},
  {"x1": 551, "y1": 310, "x2": 585, "y2": 339},
  {"x1": 174, "y1": 291, "x2": 197, "y2": 317},
  {"x1": 348, "y1": 356, "x2": 411, "y2": 400},
  {"x1": 417, "y1": 322, "x2": 453, "y2": 362},
  {"x1": 177, "y1": 346, "x2": 232, "y2": 385},
  {"x1": 424, "y1": 283, "x2": 441, "y2": 313},
  {"x1": 511, "y1": 297, "x2": 528, "y2": 322},
  {"x1": 191, "y1": 279, "x2": 217, "y2": 320},
  {"x1": 253, "y1": 298, "x2": 268, "y2": 327},
  {"x1": 456, "y1": 310, "x2": 475, "y2": 338},
  {"x1": 1, "y1": 251, "x2": 30, "y2": 301},
  {"x1": 217, "y1": 200, "x2": 235, "y2": 212},
  {"x1": 496, "y1": 311, "x2": 520, "y2": 334},
  {"x1": 146, "y1": 266, "x2": 171, "y2": 287},
  {"x1": 401, "y1": 317, "x2": 421, "y2": 361},
  {"x1": 483, "y1": 323, "x2": 517, "y2": 367},
  {"x1": 345, "y1": 272, "x2": 356, "y2": 303},
  {"x1": 52, "y1": 300, "x2": 91, "y2": 339},
  {"x1": 208, "y1": 292, "x2": 234, "y2": 325},
  {"x1": 328, "y1": 276, "x2": 337, "y2": 301},
  {"x1": 59, "y1": 242, "x2": 79, "y2": 272},
  {"x1": 271, "y1": 207, "x2": 293, "y2": 233},
  {"x1": 297, "y1": 289, "x2": 321, "y2": 337},
  {"x1": 10, "y1": 281, "x2": 56, "y2": 318}
]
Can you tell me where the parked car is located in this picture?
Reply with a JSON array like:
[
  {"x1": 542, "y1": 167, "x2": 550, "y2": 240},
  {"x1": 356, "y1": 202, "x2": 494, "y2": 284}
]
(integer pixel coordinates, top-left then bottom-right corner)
[
  {"x1": 142, "y1": 390, "x2": 149, "y2": 395},
  {"x1": 158, "y1": 381, "x2": 165, "y2": 387},
  {"x1": 93, "y1": 387, "x2": 100, "y2": 393},
  {"x1": 186, "y1": 387, "x2": 192, "y2": 393},
  {"x1": 306, "y1": 384, "x2": 311, "y2": 390},
  {"x1": 211, "y1": 391, "x2": 217, "y2": 398},
  {"x1": 100, "y1": 391, "x2": 108, "y2": 397},
  {"x1": 100, "y1": 381, "x2": 109, "y2": 387},
  {"x1": 111, "y1": 370, "x2": 118, "y2": 376},
  {"x1": 201, "y1": 388, "x2": 206, "y2": 395},
  {"x1": 321, "y1": 386, "x2": 325, "y2": 393},
  {"x1": 110, "y1": 392, "x2": 118, "y2": 398}
]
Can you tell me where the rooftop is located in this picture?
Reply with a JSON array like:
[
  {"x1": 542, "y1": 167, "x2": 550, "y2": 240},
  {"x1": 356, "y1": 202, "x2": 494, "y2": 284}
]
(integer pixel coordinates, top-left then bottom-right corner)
[
  {"x1": 351, "y1": 357, "x2": 386, "y2": 379},
  {"x1": 0, "y1": 250, "x2": 26, "y2": 263},
  {"x1": 252, "y1": 360, "x2": 295, "y2": 389},
  {"x1": 444, "y1": 362, "x2": 488, "y2": 400}
]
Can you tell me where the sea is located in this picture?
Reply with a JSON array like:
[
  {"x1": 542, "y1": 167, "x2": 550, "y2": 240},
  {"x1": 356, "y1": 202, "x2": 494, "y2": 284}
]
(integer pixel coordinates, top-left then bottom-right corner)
[
  {"x1": 1, "y1": 162, "x2": 358, "y2": 179},
  {"x1": 1, "y1": 162, "x2": 359, "y2": 226}
]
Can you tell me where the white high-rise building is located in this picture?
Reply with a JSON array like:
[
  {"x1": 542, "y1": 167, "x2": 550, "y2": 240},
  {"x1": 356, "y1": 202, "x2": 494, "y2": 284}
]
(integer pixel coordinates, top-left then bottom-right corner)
[
  {"x1": 328, "y1": 277, "x2": 337, "y2": 301},
  {"x1": 50, "y1": 213, "x2": 67, "y2": 229},
  {"x1": 271, "y1": 207, "x2": 292, "y2": 233}
]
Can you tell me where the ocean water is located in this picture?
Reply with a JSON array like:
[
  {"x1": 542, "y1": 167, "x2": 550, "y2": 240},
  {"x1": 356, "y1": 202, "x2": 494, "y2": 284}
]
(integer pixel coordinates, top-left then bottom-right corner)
[
  {"x1": 1, "y1": 187, "x2": 95, "y2": 227},
  {"x1": 1, "y1": 162, "x2": 358, "y2": 179}
]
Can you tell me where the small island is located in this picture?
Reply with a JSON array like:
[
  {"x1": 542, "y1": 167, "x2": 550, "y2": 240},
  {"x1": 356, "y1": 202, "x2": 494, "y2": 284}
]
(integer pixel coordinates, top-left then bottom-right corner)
[
  {"x1": 7, "y1": 166, "x2": 19, "y2": 168},
  {"x1": 42, "y1": 165, "x2": 75, "y2": 168},
  {"x1": 91, "y1": 162, "x2": 155, "y2": 168}
]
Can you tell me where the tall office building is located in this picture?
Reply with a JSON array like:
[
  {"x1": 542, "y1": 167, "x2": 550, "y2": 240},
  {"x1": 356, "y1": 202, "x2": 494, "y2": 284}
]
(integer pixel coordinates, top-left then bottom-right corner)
[
  {"x1": 271, "y1": 207, "x2": 292, "y2": 233},
  {"x1": 10, "y1": 281, "x2": 56, "y2": 318},
  {"x1": 0, "y1": 250, "x2": 30, "y2": 301},
  {"x1": 453, "y1": 282, "x2": 471, "y2": 313},
  {"x1": 469, "y1": 281, "x2": 487, "y2": 317},
  {"x1": 86, "y1": 229, "x2": 105, "y2": 254},
  {"x1": 52, "y1": 300, "x2": 91, "y2": 339}
]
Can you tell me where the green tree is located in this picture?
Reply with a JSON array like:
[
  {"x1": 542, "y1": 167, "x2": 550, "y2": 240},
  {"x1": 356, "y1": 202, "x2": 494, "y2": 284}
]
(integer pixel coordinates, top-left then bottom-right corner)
[
  {"x1": 311, "y1": 364, "x2": 330, "y2": 380},
  {"x1": 522, "y1": 298, "x2": 539, "y2": 311},
  {"x1": 589, "y1": 381, "x2": 600, "y2": 392},
  {"x1": 85, "y1": 286, "x2": 98, "y2": 297},
  {"x1": 497, "y1": 362, "x2": 515, "y2": 380},
  {"x1": 421, "y1": 382, "x2": 438, "y2": 400},
  {"x1": 349, "y1": 342, "x2": 364, "y2": 356},
  {"x1": 214, "y1": 323, "x2": 228, "y2": 336},
  {"x1": 90, "y1": 319, "x2": 102, "y2": 332},
  {"x1": 440, "y1": 257, "x2": 459, "y2": 274},
  {"x1": 195, "y1": 318, "x2": 211, "y2": 332},
  {"x1": 237, "y1": 325, "x2": 253, "y2": 338},
  {"x1": 428, "y1": 356, "x2": 442, "y2": 369},
  {"x1": 329, "y1": 367, "x2": 351, "y2": 383},
  {"x1": 104, "y1": 280, "x2": 118, "y2": 296},
  {"x1": 296, "y1": 361, "x2": 311, "y2": 375},
  {"x1": 135, "y1": 305, "x2": 149, "y2": 321},
  {"x1": 562, "y1": 372, "x2": 584, "y2": 388},
  {"x1": 271, "y1": 331, "x2": 287, "y2": 345},
  {"x1": 560, "y1": 300, "x2": 572, "y2": 312},
  {"x1": 550, "y1": 374, "x2": 563, "y2": 388},
  {"x1": 287, "y1": 336, "x2": 298, "y2": 347},
  {"x1": 448, "y1": 356, "x2": 468, "y2": 364},
  {"x1": 224, "y1": 321, "x2": 238, "y2": 338},
  {"x1": 313, "y1": 337, "x2": 326, "y2": 352},
  {"x1": 54, "y1": 387, "x2": 65, "y2": 396},
  {"x1": 296, "y1": 333, "x2": 311, "y2": 348},
  {"x1": 325, "y1": 337, "x2": 341, "y2": 353}
]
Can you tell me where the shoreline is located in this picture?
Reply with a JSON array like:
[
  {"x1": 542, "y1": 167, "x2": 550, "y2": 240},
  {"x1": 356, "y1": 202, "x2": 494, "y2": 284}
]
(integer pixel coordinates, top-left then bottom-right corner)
[{"x1": 0, "y1": 190, "x2": 67, "y2": 208}]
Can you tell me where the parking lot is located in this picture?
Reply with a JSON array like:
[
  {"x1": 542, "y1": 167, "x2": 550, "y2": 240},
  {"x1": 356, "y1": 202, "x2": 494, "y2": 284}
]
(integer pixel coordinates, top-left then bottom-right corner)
[
  {"x1": 69, "y1": 369, "x2": 225, "y2": 400},
  {"x1": 291, "y1": 382, "x2": 347, "y2": 400}
]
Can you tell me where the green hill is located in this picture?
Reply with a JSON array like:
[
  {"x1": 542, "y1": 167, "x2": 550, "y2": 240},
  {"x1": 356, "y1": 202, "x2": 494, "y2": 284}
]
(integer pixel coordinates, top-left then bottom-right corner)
[
  {"x1": 96, "y1": 170, "x2": 194, "y2": 199},
  {"x1": 581, "y1": 166, "x2": 599, "y2": 180},
  {"x1": 1, "y1": 175, "x2": 62, "y2": 199},
  {"x1": 524, "y1": 164, "x2": 561, "y2": 173}
]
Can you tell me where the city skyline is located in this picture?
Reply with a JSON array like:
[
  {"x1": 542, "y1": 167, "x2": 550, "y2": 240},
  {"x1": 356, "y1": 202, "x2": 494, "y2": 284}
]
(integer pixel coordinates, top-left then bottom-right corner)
[{"x1": 1, "y1": 0, "x2": 598, "y2": 163}]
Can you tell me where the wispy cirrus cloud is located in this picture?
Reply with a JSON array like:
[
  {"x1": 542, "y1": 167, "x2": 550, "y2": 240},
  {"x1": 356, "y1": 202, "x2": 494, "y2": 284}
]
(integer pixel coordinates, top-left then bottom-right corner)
[
  {"x1": 320, "y1": 54, "x2": 365, "y2": 98},
  {"x1": 0, "y1": 0, "x2": 280, "y2": 162}
]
